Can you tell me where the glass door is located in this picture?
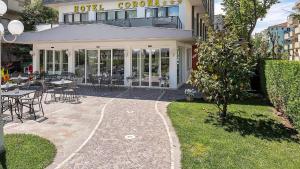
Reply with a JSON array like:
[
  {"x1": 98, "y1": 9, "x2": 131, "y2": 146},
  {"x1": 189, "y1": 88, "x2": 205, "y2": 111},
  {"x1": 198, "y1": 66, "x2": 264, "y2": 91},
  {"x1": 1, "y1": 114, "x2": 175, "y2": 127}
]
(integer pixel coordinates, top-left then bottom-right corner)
[
  {"x1": 112, "y1": 49, "x2": 125, "y2": 85},
  {"x1": 132, "y1": 49, "x2": 141, "y2": 86},
  {"x1": 100, "y1": 50, "x2": 112, "y2": 76}
]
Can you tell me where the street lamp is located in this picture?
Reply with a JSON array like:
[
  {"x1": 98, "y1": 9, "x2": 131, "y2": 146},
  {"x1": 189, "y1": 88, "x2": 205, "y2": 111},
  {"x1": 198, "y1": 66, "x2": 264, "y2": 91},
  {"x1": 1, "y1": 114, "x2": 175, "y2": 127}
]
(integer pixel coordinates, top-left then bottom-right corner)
[{"x1": 0, "y1": 0, "x2": 24, "y2": 154}]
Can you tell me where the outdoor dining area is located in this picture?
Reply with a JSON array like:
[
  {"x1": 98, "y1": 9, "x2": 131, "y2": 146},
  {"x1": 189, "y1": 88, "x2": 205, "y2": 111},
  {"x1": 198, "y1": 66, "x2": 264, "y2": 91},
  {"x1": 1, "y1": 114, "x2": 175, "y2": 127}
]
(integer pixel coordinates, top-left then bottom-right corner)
[{"x1": 1, "y1": 72, "x2": 81, "y2": 123}]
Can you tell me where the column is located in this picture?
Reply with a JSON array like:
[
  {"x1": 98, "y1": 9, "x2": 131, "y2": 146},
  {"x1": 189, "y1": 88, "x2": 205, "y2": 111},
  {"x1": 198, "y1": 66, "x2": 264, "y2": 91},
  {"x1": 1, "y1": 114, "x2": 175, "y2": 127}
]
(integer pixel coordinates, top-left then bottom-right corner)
[
  {"x1": 32, "y1": 47, "x2": 39, "y2": 72},
  {"x1": 169, "y1": 47, "x2": 177, "y2": 89}
]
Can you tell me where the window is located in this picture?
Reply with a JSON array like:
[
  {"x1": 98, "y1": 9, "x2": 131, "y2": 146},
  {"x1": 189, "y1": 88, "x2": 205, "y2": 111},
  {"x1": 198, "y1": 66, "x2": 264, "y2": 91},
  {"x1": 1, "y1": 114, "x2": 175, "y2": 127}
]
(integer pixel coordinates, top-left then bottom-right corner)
[
  {"x1": 107, "y1": 11, "x2": 116, "y2": 20},
  {"x1": 116, "y1": 11, "x2": 126, "y2": 19},
  {"x1": 146, "y1": 8, "x2": 157, "y2": 18},
  {"x1": 74, "y1": 13, "x2": 81, "y2": 22},
  {"x1": 64, "y1": 14, "x2": 73, "y2": 23},
  {"x1": 126, "y1": 10, "x2": 137, "y2": 19},
  {"x1": 81, "y1": 13, "x2": 89, "y2": 22},
  {"x1": 62, "y1": 50, "x2": 68, "y2": 72},
  {"x1": 97, "y1": 12, "x2": 107, "y2": 21},
  {"x1": 39, "y1": 50, "x2": 45, "y2": 73},
  {"x1": 168, "y1": 6, "x2": 179, "y2": 17},
  {"x1": 158, "y1": 7, "x2": 167, "y2": 17}
]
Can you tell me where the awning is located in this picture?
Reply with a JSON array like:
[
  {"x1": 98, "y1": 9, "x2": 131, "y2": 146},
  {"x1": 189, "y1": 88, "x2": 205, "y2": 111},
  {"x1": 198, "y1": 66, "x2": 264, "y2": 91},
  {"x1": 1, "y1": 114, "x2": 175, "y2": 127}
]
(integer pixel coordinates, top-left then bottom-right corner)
[{"x1": 14, "y1": 23, "x2": 193, "y2": 44}]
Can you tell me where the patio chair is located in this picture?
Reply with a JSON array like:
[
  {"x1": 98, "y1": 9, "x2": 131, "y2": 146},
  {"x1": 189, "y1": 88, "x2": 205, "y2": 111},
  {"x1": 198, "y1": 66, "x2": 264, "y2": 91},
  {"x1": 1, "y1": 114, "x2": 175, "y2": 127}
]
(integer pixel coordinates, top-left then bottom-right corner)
[
  {"x1": 1, "y1": 98, "x2": 13, "y2": 121},
  {"x1": 63, "y1": 82, "x2": 79, "y2": 102},
  {"x1": 20, "y1": 90, "x2": 45, "y2": 120}
]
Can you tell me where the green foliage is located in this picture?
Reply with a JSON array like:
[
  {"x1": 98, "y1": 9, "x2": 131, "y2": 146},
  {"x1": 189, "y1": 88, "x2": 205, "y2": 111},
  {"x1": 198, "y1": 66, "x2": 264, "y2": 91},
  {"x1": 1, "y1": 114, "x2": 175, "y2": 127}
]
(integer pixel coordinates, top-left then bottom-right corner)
[
  {"x1": 260, "y1": 60, "x2": 300, "y2": 129},
  {"x1": 190, "y1": 29, "x2": 255, "y2": 118},
  {"x1": 287, "y1": 100, "x2": 300, "y2": 130},
  {"x1": 168, "y1": 99, "x2": 300, "y2": 169},
  {"x1": 223, "y1": 0, "x2": 279, "y2": 49},
  {"x1": 20, "y1": 0, "x2": 58, "y2": 31},
  {"x1": 1, "y1": 134, "x2": 56, "y2": 169}
]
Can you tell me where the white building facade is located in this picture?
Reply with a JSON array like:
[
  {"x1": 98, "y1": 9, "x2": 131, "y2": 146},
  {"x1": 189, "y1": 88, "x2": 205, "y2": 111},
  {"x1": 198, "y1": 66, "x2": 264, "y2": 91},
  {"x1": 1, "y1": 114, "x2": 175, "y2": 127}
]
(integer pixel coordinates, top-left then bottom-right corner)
[{"x1": 17, "y1": 0, "x2": 214, "y2": 89}]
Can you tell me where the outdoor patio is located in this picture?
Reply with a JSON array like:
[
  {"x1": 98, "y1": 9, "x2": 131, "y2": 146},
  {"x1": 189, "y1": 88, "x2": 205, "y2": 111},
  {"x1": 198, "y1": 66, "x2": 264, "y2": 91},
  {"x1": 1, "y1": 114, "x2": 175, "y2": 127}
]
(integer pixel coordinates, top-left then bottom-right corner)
[{"x1": 2, "y1": 86, "x2": 185, "y2": 169}]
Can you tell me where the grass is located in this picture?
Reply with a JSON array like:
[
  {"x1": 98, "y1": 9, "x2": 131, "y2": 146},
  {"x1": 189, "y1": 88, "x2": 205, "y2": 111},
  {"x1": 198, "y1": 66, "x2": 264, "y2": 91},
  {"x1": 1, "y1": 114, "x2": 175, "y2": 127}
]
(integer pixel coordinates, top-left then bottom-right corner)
[
  {"x1": 167, "y1": 98, "x2": 300, "y2": 169},
  {"x1": 0, "y1": 134, "x2": 56, "y2": 169}
]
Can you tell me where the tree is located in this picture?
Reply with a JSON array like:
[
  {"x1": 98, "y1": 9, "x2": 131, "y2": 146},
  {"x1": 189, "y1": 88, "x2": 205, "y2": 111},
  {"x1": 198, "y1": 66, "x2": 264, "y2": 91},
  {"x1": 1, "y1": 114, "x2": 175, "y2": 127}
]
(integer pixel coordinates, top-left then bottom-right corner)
[
  {"x1": 253, "y1": 32, "x2": 270, "y2": 59},
  {"x1": 222, "y1": 0, "x2": 279, "y2": 52},
  {"x1": 20, "y1": 0, "x2": 58, "y2": 31},
  {"x1": 190, "y1": 28, "x2": 256, "y2": 121}
]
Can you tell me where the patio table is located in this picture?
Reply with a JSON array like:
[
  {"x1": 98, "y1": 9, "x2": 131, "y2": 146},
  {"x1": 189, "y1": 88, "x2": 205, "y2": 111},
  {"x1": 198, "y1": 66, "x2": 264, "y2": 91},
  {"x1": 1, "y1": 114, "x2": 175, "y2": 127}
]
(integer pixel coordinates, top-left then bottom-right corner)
[
  {"x1": 50, "y1": 80, "x2": 73, "y2": 86},
  {"x1": 1, "y1": 83, "x2": 17, "y2": 91},
  {"x1": 2, "y1": 90, "x2": 36, "y2": 123},
  {"x1": 10, "y1": 77, "x2": 29, "y2": 81}
]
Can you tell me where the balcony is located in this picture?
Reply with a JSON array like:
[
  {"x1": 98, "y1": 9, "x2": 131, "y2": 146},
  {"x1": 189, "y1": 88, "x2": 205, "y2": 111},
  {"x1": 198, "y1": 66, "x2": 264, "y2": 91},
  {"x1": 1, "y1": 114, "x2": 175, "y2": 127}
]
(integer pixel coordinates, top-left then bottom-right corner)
[
  {"x1": 296, "y1": 26, "x2": 300, "y2": 34},
  {"x1": 288, "y1": 16, "x2": 300, "y2": 27},
  {"x1": 62, "y1": 16, "x2": 183, "y2": 29},
  {"x1": 290, "y1": 43, "x2": 295, "y2": 49},
  {"x1": 284, "y1": 45, "x2": 289, "y2": 50},
  {"x1": 290, "y1": 31, "x2": 295, "y2": 37}
]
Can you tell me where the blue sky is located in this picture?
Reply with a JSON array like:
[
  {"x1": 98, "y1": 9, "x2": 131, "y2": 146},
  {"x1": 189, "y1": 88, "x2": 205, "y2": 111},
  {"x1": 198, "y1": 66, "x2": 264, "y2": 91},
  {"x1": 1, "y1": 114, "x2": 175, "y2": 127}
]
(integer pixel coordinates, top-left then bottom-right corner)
[{"x1": 215, "y1": 0, "x2": 296, "y2": 33}]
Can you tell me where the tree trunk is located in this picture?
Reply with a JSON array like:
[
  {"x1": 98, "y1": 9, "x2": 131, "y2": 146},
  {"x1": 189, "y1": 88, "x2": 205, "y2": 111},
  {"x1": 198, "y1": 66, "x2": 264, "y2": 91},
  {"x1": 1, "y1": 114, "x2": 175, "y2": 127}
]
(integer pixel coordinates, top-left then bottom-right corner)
[{"x1": 220, "y1": 103, "x2": 228, "y2": 121}]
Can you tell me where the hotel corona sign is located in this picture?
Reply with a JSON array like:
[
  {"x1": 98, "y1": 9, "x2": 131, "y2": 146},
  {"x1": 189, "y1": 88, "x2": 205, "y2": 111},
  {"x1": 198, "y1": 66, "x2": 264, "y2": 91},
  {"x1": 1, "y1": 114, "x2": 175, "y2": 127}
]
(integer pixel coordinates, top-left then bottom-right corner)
[{"x1": 74, "y1": 0, "x2": 183, "y2": 13}]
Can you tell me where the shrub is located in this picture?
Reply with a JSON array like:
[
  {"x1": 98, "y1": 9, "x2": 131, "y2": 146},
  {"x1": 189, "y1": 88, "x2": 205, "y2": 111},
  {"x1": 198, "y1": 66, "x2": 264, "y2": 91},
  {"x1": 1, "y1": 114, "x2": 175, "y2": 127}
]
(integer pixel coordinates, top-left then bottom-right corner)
[
  {"x1": 260, "y1": 60, "x2": 300, "y2": 129},
  {"x1": 287, "y1": 100, "x2": 300, "y2": 129}
]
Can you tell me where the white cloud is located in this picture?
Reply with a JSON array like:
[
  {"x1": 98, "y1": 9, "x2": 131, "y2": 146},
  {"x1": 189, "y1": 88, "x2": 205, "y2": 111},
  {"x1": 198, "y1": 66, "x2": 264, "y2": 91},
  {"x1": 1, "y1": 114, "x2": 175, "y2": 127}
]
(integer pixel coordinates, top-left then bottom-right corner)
[{"x1": 214, "y1": 0, "x2": 296, "y2": 33}]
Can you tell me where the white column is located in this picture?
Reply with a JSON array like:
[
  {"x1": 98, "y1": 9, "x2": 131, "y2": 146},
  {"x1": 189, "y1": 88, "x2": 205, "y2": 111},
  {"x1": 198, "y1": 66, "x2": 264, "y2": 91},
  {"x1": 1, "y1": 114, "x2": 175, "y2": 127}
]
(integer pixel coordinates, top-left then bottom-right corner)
[
  {"x1": 32, "y1": 46, "x2": 39, "y2": 72},
  {"x1": 169, "y1": 47, "x2": 178, "y2": 89},
  {"x1": 68, "y1": 49, "x2": 75, "y2": 73},
  {"x1": 124, "y1": 48, "x2": 131, "y2": 86}
]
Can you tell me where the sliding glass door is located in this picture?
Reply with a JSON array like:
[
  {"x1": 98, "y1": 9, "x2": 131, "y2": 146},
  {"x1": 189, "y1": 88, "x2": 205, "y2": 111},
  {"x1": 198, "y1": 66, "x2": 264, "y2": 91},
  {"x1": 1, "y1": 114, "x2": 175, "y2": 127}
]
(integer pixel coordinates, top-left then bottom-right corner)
[
  {"x1": 74, "y1": 49, "x2": 125, "y2": 85},
  {"x1": 132, "y1": 48, "x2": 169, "y2": 87},
  {"x1": 41, "y1": 50, "x2": 69, "y2": 75}
]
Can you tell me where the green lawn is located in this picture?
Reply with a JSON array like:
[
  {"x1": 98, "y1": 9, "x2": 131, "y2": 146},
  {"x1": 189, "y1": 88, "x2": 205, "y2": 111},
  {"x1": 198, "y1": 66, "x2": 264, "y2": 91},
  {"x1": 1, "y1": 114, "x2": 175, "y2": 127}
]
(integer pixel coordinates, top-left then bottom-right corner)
[
  {"x1": 0, "y1": 134, "x2": 56, "y2": 169},
  {"x1": 168, "y1": 99, "x2": 300, "y2": 169}
]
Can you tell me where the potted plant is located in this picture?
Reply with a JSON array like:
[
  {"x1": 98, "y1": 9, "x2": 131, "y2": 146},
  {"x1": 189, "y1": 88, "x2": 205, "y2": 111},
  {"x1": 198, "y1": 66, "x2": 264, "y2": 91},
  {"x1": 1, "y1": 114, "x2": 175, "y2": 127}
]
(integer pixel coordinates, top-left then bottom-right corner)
[{"x1": 185, "y1": 89, "x2": 196, "y2": 102}]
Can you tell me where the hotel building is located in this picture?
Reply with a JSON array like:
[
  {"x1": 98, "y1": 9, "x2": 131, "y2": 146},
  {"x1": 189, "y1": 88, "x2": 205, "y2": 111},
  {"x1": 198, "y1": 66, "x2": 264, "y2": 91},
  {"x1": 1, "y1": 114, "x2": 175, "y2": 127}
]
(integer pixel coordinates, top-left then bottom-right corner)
[{"x1": 16, "y1": 0, "x2": 214, "y2": 89}]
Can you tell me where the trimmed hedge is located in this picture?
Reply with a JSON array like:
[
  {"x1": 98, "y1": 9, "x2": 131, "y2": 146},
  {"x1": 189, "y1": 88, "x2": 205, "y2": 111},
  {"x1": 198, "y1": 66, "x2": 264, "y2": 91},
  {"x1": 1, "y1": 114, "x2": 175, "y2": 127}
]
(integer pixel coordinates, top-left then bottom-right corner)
[{"x1": 260, "y1": 60, "x2": 300, "y2": 129}]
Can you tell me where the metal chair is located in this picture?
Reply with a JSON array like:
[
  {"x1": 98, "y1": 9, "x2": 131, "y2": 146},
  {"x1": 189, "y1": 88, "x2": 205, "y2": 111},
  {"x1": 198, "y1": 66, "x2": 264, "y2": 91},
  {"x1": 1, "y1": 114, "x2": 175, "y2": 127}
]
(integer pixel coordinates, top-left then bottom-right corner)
[
  {"x1": 1, "y1": 98, "x2": 13, "y2": 121},
  {"x1": 20, "y1": 90, "x2": 44, "y2": 120}
]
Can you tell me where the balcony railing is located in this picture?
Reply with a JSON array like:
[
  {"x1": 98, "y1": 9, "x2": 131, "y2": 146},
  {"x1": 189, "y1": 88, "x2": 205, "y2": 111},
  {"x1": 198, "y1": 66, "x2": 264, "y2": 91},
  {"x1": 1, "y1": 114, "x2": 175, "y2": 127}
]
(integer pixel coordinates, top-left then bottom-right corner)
[
  {"x1": 43, "y1": 0, "x2": 83, "y2": 4},
  {"x1": 61, "y1": 16, "x2": 183, "y2": 29}
]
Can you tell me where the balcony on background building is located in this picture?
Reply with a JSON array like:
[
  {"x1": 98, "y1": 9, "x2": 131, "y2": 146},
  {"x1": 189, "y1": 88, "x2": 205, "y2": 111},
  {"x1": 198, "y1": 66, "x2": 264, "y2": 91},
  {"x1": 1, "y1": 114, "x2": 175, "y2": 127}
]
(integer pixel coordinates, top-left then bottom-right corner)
[
  {"x1": 61, "y1": 16, "x2": 183, "y2": 29},
  {"x1": 290, "y1": 31, "x2": 295, "y2": 37},
  {"x1": 296, "y1": 26, "x2": 300, "y2": 34},
  {"x1": 290, "y1": 43, "x2": 295, "y2": 49}
]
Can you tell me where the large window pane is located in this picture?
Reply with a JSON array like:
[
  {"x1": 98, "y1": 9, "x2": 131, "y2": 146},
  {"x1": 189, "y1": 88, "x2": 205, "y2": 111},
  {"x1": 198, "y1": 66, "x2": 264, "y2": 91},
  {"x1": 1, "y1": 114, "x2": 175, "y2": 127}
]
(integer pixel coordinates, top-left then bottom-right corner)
[
  {"x1": 132, "y1": 49, "x2": 140, "y2": 86},
  {"x1": 112, "y1": 49, "x2": 124, "y2": 85},
  {"x1": 46, "y1": 50, "x2": 53, "y2": 74},
  {"x1": 146, "y1": 8, "x2": 157, "y2": 18},
  {"x1": 97, "y1": 12, "x2": 107, "y2": 21},
  {"x1": 75, "y1": 49, "x2": 85, "y2": 82},
  {"x1": 107, "y1": 11, "x2": 116, "y2": 20},
  {"x1": 158, "y1": 8, "x2": 167, "y2": 17},
  {"x1": 39, "y1": 50, "x2": 45, "y2": 73},
  {"x1": 168, "y1": 6, "x2": 179, "y2": 17},
  {"x1": 64, "y1": 14, "x2": 73, "y2": 23},
  {"x1": 87, "y1": 50, "x2": 98, "y2": 83},
  {"x1": 74, "y1": 13, "x2": 80, "y2": 22},
  {"x1": 62, "y1": 50, "x2": 68, "y2": 72},
  {"x1": 100, "y1": 50, "x2": 111, "y2": 76},
  {"x1": 81, "y1": 13, "x2": 89, "y2": 22},
  {"x1": 141, "y1": 49, "x2": 150, "y2": 86},
  {"x1": 116, "y1": 11, "x2": 125, "y2": 20},
  {"x1": 126, "y1": 10, "x2": 137, "y2": 18},
  {"x1": 151, "y1": 49, "x2": 160, "y2": 87},
  {"x1": 54, "y1": 51, "x2": 60, "y2": 74}
]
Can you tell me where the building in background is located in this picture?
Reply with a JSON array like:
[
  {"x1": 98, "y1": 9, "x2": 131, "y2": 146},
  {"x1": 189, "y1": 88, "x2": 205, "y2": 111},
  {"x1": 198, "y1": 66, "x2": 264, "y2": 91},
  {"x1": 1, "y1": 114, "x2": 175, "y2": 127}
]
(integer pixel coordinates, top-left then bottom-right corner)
[
  {"x1": 266, "y1": 22, "x2": 290, "y2": 53},
  {"x1": 214, "y1": 14, "x2": 224, "y2": 31},
  {"x1": 284, "y1": 0, "x2": 300, "y2": 61},
  {"x1": 15, "y1": 0, "x2": 214, "y2": 89}
]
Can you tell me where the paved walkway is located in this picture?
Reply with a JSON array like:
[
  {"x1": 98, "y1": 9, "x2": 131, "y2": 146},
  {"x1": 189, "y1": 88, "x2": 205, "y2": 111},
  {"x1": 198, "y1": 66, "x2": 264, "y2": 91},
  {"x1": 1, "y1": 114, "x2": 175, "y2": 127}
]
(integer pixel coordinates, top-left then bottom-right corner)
[{"x1": 4, "y1": 87, "x2": 182, "y2": 169}]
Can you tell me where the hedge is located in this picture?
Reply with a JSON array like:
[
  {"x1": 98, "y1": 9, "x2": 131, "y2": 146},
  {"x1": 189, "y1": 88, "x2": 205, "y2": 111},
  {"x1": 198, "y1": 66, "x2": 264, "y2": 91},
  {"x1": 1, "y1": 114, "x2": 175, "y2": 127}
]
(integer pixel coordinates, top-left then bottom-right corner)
[{"x1": 260, "y1": 60, "x2": 300, "y2": 129}]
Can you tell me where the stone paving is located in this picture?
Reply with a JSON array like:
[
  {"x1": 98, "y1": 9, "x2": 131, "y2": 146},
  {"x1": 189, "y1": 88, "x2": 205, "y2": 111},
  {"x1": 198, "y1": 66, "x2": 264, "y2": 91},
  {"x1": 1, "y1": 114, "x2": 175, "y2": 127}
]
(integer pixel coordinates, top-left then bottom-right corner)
[{"x1": 3, "y1": 87, "x2": 183, "y2": 169}]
